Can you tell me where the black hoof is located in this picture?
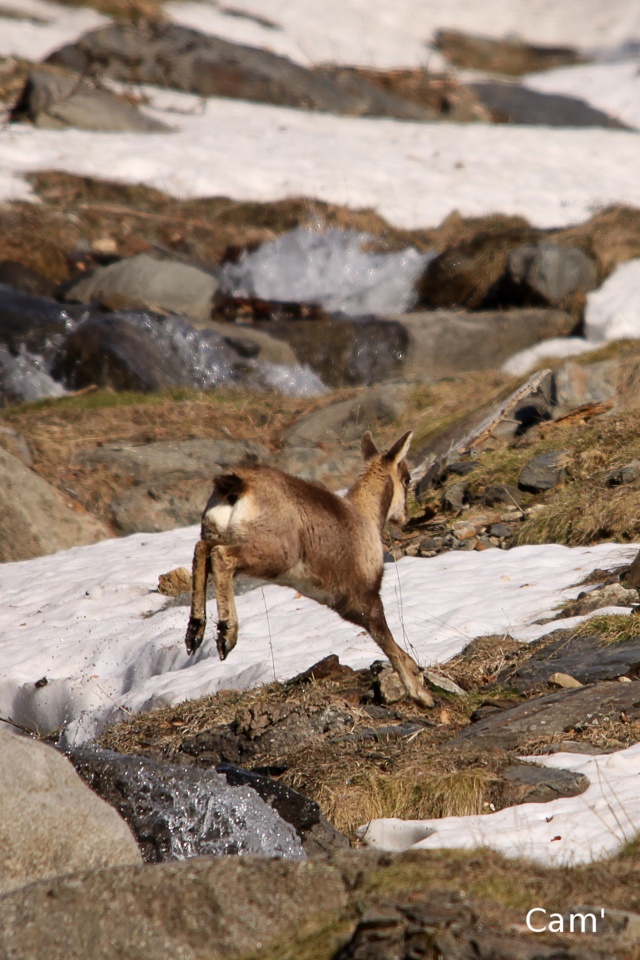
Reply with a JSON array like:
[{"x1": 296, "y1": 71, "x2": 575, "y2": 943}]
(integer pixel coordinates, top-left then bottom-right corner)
[
  {"x1": 185, "y1": 617, "x2": 205, "y2": 654},
  {"x1": 216, "y1": 620, "x2": 231, "y2": 660}
]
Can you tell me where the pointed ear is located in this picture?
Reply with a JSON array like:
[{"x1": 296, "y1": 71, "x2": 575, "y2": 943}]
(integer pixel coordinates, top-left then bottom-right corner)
[
  {"x1": 385, "y1": 431, "x2": 413, "y2": 464},
  {"x1": 361, "y1": 431, "x2": 379, "y2": 461}
]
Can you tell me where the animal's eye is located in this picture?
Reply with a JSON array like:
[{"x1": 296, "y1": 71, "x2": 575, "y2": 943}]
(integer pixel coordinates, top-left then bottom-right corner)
[{"x1": 403, "y1": 476, "x2": 411, "y2": 488}]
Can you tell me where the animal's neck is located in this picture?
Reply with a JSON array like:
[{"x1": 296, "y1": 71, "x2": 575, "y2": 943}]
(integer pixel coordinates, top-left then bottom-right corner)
[{"x1": 346, "y1": 466, "x2": 392, "y2": 533}]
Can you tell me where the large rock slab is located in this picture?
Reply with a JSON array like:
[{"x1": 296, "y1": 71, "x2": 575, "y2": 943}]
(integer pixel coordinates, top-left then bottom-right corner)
[
  {"x1": 283, "y1": 383, "x2": 411, "y2": 446},
  {"x1": 0, "y1": 729, "x2": 140, "y2": 896},
  {"x1": 80, "y1": 438, "x2": 269, "y2": 485},
  {"x1": 0, "y1": 856, "x2": 349, "y2": 960},
  {"x1": 62, "y1": 254, "x2": 219, "y2": 321},
  {"x1": 0, "y1": 446, "x2": 109, "y2": 562},
  {"x1": 47, "y1": 21, "x2": 428, "y2": 118},
  {"x1": 396, "y1": 308, "x2": 576, "y2": 376},
  {"x1": 454, "y1": 681, "x2": 640, "y2": 752}
]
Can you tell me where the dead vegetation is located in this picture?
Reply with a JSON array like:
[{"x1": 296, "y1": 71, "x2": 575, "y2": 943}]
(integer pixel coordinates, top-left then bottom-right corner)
[{"x1": 1, "y1": 171, "x2": 639, "y2": 292}]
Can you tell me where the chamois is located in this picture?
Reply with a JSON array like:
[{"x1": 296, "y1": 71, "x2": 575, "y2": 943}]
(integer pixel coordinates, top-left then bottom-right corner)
[{"x1": 185, "y1": 430, "x2": 434, "y2": 707}]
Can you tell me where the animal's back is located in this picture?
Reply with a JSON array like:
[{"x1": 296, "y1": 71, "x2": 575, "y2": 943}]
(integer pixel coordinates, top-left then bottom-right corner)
[{"x1": 201, "y1": 465, "x2": 380, "y2": 593}]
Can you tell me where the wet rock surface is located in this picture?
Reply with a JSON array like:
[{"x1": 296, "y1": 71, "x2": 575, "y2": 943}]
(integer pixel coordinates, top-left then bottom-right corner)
[{"x1": 66, "y1": 744, "x2": 309, "y2": 861}]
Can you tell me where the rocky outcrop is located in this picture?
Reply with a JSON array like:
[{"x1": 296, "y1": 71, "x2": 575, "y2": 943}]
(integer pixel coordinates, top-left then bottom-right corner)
[
  {"x1": 469, "y1": 81, "x2": 627, "y2": 128},
  {"x1": 0, "y1": 728, "x2": 140, "y2": 897},
  {"x1": 0, "y1": 446, "x2": 110, "y2": 562},
  {"x1": 0, "y1": 855, "x2": 350, "y2": 960}
]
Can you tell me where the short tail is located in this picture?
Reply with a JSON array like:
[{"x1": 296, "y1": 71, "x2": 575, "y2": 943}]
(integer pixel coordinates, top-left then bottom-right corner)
[{"x1": 214, "y1": 473, "x2": 246, "y2": 506}]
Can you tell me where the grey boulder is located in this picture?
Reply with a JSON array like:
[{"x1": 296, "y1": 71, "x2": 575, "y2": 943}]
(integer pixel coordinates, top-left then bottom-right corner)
[{"x1": 0, "y1": 728, "x2": 140, "y2": 897}]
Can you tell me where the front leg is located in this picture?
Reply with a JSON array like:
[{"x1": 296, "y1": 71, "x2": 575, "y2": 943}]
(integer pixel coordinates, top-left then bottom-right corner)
[
  {"x1": 185, "y1": 539, "x2": 213, "y2": 654},
  {"x1": 212, "y1": 545, "x2": 239, "y2": 660},
  {"x1": 343, "y1": 594, "x2": 434, "y2": 709}
]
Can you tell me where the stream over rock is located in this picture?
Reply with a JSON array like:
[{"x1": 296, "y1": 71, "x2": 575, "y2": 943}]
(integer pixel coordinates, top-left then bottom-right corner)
[{"x1": 67, "y1": 745, "x2": 306, "y2": 862}]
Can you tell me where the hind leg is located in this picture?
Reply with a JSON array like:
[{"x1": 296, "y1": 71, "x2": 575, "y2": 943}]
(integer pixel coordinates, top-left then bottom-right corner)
[
  {"x1": 212, "y1": 545, "x2": 239, "y2": 659},
  {"x1": 185, "y1": 539, "x2": 213, "y2": 653}
]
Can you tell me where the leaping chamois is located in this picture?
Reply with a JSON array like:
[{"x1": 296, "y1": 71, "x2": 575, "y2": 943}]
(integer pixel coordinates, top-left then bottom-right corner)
[{"x1": 185, "y1": 430, "x2": 434, "y2": 707}]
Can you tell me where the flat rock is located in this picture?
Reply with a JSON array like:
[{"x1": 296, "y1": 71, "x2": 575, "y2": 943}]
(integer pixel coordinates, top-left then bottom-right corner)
[
  {"x1": 501, "y1": 762, "x2": 589, "y2": 803},
  {"x1": 519, "y1": 450, "x2": 567, "y2": 492},
  {"x1": 10, "y1": 64, "x2": 169, "y2": 132},
  {"x1": 81, "y1": 438, "x2": 269, "y2": 485},
  {"x1": 498, "y1": 633, "x2": 640, "y2": 691},
  {"x1": 80, "y1": 438, "x2": 269, "y2": 534},
  {"x1": 0, "y1": 446, "x2": 110, "y2": 562},
  {"x1": 454, "y1": 681, "x2": 640, "y2": 751},
  {"x1": 109, "y1": 483, "x2": 209, "y2": 534},
  {"x1": 63, "y1": 254, "x2": 219, "y2": 321},
  {"x1": 274, "y1": 445, "x2": 363, "y2": 487},
  {"x1": 469, "y1": 81, "x2": 626, "y2": 129},
  {"x1": 0, "y1": 729, "x2": 140, "y2": 897}
]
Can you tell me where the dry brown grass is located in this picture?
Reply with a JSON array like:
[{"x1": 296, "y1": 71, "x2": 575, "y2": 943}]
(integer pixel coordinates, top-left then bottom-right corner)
[{"x1": 45, "y1": 0, "x2": 167, "y2": 19}]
